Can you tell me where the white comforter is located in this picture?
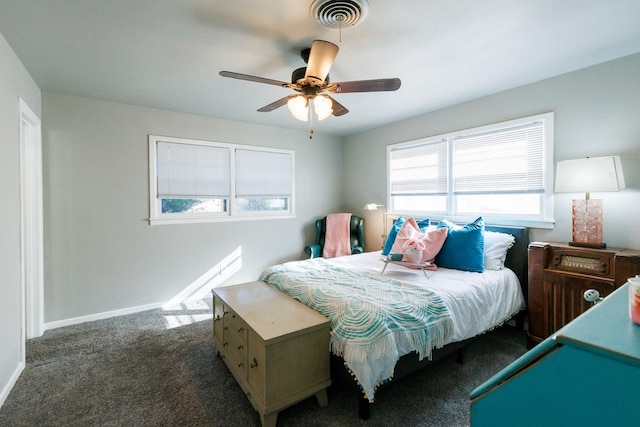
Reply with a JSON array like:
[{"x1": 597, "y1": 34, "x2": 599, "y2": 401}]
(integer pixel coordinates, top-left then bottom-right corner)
[
  {"x1": 332, "y1": 252, "x2": 526, "y2": 343},
  {"x1": 262, "y1": 251, "x2": 525, "y2": 401}
]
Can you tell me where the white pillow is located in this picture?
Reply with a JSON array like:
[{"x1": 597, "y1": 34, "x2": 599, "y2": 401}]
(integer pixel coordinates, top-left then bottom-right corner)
[{"x1": 484, "y1": 231, "x2": 515, "y2": 270}]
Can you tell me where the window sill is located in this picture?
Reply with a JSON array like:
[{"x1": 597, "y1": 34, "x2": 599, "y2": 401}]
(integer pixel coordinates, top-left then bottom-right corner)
[
  {"x1": 388, "y1": 213, "x2": 555, "y2": 230},
  {"x1": 148, "y1": 213, "x2": 296, "y2": 226}
]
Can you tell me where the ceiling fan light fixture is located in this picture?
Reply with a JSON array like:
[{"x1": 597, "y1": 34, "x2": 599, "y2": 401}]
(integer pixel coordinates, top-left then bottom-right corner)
[
  {"x1": 314, "y1": 95, "x2": 333, "y2": 121},
  {"x1": 219, "y1": 23, "x2": 401, "y2": 130},
  {"x1": 304, "y1": 40, "x2": 338, "y2": 82},
  {"x1": 287, "y1": 95, "x2": 309, "y2": 121}
]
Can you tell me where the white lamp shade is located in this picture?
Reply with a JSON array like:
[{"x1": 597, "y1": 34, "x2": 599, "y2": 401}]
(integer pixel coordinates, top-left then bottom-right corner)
[
  {"x1": 555, "y1": 155, "x2": 625, "y2": 193},
  {"x1": 364, "y1": 203, "x2": 383, "y2": 210},
  {"x1": 313, "y1": 95, "x2": 333, "y2": 121},
  {"x1": 287, "y1": 95, "x2": 308, "y2": 121}
]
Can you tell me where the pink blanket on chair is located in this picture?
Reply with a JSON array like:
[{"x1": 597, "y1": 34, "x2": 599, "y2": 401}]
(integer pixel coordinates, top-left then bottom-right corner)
[{"x1": 322, "y1": 213, "x2": 352, "y2": 258}]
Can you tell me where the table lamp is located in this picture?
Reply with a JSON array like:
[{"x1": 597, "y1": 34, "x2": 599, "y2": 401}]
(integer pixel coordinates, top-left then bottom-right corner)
[{"x1": 554, "y1": 155, "x2": 625, "y2": 248}]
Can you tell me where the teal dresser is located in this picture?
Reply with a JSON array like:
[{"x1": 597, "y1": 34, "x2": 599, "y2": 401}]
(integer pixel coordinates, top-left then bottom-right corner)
[{"x1": 470, "y1": 284, "x2": 640, "y2": 426}]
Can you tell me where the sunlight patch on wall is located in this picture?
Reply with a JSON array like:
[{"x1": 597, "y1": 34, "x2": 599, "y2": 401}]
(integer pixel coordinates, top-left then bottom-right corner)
[
  {"x1": 162, "y1": 246, "x2": 242, "y2": 309},
  {"x1": 161, "y1": 247, "x2": 242, "y2": 329}
]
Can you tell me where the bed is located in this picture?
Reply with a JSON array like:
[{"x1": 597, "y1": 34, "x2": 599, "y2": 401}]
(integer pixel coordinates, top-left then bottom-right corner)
[{"x1": 259, "y1": 222, "x2": 528, "y2": 419}]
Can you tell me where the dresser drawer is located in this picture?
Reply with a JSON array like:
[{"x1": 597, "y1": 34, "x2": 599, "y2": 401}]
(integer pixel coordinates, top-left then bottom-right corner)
[
  {"x1": 225, "y1": 326, "x2": 247, "y2": 352},
  {"x1": 225, "y1": 311, "x2": 247, "y2": 335},
  {"x1": 225, "y1": 315, "x2": 247, "y2": 346},
  {"x1": 224, "y1": 332, "x2": 247, "y2": 377},
  {"x1": 223, "y1": 310, "x2": 248, "y2": 377}
]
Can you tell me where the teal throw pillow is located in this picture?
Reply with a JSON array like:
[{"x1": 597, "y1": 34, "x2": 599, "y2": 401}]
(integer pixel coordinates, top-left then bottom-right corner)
[
  {"x1": 382, "y1": 216, "x2": 405, "y2": 255},
  {"x1": 435, "y1": 217, "x2": 485, "y2": 272}
]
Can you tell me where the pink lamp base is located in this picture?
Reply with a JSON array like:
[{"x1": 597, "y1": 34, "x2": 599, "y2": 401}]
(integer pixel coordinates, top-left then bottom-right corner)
[{"x1": 570, "y1": 199, "x2": 606, "y2": 249}]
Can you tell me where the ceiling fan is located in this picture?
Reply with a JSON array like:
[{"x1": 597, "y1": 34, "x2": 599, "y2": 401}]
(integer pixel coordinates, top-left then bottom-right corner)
[{"x1": 219, "y1": 40, "x2": 401, "y2": 125}]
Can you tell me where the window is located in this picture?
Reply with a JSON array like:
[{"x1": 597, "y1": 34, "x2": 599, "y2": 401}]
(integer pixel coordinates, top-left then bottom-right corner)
[
  {"x1": 388, "y1": 112, "x2": 554, "y2": 227},
  {"x1": 149, "y1": 135, "x2": 294, "y2": 225},
  {"x1": 235, "y1": 149, "x2": 292, "y2": 213}
]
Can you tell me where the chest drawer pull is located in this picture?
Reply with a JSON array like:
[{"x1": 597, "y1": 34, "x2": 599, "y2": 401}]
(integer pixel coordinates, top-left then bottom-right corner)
[{"x1": 250, "y1": 358, "x2": 258, "y2": 368}]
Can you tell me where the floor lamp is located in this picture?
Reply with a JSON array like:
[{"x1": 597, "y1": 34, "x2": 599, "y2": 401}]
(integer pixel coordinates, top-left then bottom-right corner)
[
  {"x1": 554, "y1": 155, "x2": 625, "y2": 248},
  {"x1": 364, "y1": 203, "x2": 386, "y2": 249}
]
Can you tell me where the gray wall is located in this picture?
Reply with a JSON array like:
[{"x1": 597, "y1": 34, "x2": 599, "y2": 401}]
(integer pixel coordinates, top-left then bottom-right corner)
[
  {"x1": 0, "y1": 34, "x2": 41, "y2": 404},
  {"x1": 345, "y1": 53, "x2": 640, "y2": 251},
  {"x1": 42, "y1": 93, "x2": 344, "y2": 323}
]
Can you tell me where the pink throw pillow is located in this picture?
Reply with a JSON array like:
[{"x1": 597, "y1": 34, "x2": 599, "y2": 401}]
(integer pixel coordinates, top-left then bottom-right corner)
[{"x1": 390, "y1": 217, "x2": 448, "y2": 262}]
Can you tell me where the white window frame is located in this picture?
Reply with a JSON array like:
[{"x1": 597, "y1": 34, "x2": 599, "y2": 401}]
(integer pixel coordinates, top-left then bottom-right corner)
[
  {"x1": 149, "y1": 135, "x2": 295, "y2": 225},
  {"x1": 387, "y1": 112, "x2": 555, "y2": 228}
]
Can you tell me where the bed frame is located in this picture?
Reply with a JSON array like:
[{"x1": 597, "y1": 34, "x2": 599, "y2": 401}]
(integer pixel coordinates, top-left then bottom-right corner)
[{"x1": 331, "y1": 225, "x2": 530, "y2": 420}]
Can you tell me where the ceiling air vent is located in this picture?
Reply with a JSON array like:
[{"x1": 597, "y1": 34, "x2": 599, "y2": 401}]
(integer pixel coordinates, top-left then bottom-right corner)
[{"x1": 310, "y1": 0, "x2": 369, "y2": 29}]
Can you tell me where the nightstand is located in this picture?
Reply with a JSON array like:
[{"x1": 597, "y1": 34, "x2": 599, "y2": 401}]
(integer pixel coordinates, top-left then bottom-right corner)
[{"x1": 527, "y1": 241, "x2": 640, "y2": 348}]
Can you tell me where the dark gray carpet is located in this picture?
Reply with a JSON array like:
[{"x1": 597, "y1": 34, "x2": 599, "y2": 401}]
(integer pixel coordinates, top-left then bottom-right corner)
[{"x1": 0, "y1": 299, "x2": 526, "y2": 426}]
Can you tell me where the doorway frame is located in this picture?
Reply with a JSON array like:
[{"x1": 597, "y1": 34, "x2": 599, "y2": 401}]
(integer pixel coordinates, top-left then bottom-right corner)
[{"x1": 19, "y1": 97, "x2": 44, "y2": 341}]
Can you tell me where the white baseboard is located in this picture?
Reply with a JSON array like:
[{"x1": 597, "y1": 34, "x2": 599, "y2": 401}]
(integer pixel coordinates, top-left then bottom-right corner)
[
  {"x1": 0, "y1": 360, "x2": 25, "y2": 409},
  {"x1": 43, "y1": 301, "x2": 164, "y2": 332}
]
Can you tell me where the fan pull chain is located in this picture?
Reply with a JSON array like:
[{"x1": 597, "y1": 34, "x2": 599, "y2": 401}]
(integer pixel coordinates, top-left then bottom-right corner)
[{"x1": 309, "y1": 101, "x2": 314, "y2": 139}]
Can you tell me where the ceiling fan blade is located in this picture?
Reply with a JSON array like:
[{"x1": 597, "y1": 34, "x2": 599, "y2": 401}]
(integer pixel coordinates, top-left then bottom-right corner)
[
  {"x1": 327, "y1": 96, "x2": 349, "y2": 116},
  {"x1": 257, "y1": 96, "x2": 293, "y2": 112},
  {"x1": 219, "y1": 71, "x2": 289, "y2": 87},
  {"x1": 304, "y1": 40, "x2": 339, "y2": 83},
  {"x1": 328, "y1": 78, "x2": 401, "y2": 93}
]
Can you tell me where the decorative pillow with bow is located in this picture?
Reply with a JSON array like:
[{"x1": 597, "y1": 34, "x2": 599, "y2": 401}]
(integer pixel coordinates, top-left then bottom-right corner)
[{"x1": 390, "y1": 217, "x2": 448, "y2": 263}]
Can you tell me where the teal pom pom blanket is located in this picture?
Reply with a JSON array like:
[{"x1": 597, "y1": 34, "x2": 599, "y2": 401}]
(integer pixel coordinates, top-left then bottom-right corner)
[{"x1": 260, "y1": 257, "x2": 453, "y2": 401}]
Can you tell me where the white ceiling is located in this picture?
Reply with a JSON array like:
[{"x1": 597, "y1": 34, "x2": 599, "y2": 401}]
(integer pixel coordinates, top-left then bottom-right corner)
[{"x1": 2, "y1": 0, "x2": 640, "y2": 137}]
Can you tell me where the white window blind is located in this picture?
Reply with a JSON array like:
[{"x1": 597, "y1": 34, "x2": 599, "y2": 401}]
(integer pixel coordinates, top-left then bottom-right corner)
[
  {"x1": 235, "y1": 149, "x2": 292, "y2": 197},
  {"x1": 452, "y1": 121, "x2": 544, "y2": 194},
  {"x1": 386, "y1": 112, "x2": 554, "y2": 226},
  {"x1": 390, "y1": 139, "x2": 448, "y2": 196},
  {"x1": 150, "y1": 135, "x2": 296, "y2": 224},
  {"x1": 156, "y1": 141, "x2": 230, "y2": 198}
]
